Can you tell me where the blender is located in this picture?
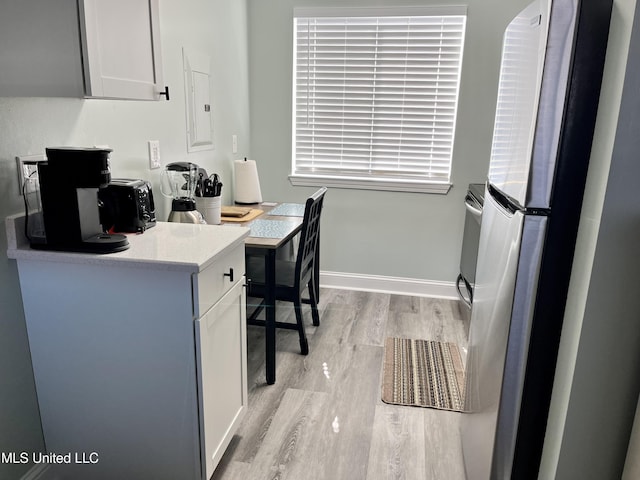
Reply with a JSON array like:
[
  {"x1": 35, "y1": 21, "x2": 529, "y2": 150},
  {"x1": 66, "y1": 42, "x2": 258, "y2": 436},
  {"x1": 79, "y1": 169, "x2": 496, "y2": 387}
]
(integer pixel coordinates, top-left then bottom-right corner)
[{"x1": 160, "y1": 162, "x2": 206, "y2": 223}]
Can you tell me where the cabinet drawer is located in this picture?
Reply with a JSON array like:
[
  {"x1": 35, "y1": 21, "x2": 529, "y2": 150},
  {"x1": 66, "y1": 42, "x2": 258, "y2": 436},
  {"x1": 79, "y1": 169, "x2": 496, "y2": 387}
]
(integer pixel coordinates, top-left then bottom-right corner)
[{"x1": 195, "y1": 244, "x2": 245, "y2": 316}]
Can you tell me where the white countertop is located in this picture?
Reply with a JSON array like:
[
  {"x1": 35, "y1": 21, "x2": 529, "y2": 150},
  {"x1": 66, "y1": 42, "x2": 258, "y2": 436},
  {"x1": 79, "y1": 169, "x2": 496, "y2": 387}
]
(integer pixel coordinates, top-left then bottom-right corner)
[{"x1": 5, "y1": 214, "x2": 250, "y2": 273}]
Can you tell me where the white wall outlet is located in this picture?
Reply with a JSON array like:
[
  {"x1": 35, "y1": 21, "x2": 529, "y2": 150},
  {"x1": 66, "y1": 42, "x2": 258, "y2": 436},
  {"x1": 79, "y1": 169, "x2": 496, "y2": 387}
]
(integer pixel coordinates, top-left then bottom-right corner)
[
  {"x1": 232, "y1": 134, "x2": 238, "y2": 154},
  {"x1": 148, "y1": 140, "x2": 161, "y2": 169},
  {"x1": 16, "y1": 154, "x2": 46, "y2": 196}
]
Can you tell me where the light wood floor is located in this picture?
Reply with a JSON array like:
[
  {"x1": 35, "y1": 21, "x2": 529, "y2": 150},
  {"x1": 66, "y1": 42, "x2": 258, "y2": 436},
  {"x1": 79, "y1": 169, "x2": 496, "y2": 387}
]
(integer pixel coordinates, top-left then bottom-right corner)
[{"x1": 212, "y1": 288, "x2": 470, "y2": 480}]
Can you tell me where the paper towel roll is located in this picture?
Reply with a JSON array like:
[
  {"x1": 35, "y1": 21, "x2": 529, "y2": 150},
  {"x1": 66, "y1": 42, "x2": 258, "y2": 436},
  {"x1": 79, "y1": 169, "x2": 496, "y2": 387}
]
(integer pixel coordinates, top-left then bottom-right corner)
[{"x1": 234, "y1": 158, "x2": 263, "y2": 204}]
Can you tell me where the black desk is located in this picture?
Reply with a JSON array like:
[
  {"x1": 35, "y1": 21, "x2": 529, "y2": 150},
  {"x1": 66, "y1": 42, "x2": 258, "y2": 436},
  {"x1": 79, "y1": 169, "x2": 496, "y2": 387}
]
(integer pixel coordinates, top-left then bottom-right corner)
[{"x1": 224, "y1": 203, "x2": 304, "y2": 385}]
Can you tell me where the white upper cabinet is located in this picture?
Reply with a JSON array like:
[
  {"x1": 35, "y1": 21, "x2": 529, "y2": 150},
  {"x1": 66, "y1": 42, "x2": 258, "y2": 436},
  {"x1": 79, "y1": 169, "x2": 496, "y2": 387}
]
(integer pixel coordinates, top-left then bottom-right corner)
[
  {"x1": 80, "y1": 0, "x2": 165, "y2": 100},
  {"x1": 0, "y1": 0, "x2": 167, "y2": 100}
]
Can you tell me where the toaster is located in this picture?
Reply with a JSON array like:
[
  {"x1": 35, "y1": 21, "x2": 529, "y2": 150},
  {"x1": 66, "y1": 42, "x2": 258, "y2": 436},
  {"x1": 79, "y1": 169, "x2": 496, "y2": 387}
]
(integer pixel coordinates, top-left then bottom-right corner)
[{"x1": 99, "y1": 178, "x2": 156, "y2": 233}]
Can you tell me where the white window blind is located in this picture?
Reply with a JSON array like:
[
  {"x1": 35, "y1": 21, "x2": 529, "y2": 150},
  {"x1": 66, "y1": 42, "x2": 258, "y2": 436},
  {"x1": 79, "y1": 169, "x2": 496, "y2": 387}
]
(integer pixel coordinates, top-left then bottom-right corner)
[{"x1": 292, "y1": 9, "x2": 466, "y2": 192}]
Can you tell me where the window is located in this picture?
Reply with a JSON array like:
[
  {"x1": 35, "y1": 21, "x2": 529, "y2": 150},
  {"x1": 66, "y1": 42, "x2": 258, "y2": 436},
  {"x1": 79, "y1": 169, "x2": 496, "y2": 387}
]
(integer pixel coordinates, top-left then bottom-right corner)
[{"x1": 291, "y1": 7, "x2": 466, "y2": 193}]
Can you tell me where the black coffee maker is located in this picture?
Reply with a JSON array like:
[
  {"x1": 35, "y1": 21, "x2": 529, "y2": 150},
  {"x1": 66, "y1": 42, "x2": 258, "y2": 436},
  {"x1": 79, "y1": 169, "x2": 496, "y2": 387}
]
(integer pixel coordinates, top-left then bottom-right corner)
[{"x1": 28, "y1": 147, "x2": 129, "y2": 253}]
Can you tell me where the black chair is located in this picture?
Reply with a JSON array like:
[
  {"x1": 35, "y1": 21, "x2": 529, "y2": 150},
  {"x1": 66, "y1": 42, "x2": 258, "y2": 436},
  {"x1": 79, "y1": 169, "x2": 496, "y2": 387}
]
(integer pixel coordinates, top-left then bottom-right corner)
[{"x1": 246, "y1": 187, "x2": 327, "y2": 355}]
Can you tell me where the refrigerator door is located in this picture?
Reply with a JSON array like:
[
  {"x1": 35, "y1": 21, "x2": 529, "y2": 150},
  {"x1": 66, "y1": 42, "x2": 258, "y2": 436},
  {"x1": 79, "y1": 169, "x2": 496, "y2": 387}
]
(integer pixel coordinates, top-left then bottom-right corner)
[
  {"x1": 491, "y1": 213, "x2": 546, "y2": 479},
  {"x1": 489, "y1": 0, "x2": 578, "y2": 209},
  {"x1": 461, "y1": 189, "x2": 548, "y2": 480},
  {"x1": 488, "y1": 0, "x2": 547, "y2": 208},
  {"x1": 461, "y1": 191, "x2": 523, "y2": 480}
]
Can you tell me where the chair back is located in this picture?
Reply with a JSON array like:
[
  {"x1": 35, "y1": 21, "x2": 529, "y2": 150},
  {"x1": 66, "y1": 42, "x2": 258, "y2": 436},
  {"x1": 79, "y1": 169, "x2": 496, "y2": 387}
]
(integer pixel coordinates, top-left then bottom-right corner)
[{"x1": 294, "y1": 187, "x2": 327, "y2": 291}]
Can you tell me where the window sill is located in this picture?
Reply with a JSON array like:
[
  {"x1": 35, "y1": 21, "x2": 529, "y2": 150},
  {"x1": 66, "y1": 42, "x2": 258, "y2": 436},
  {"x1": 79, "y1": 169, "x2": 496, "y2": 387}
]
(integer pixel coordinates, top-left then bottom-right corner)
[{"x1": 289, "y1": 174, "x2": 452, "y2": 194}]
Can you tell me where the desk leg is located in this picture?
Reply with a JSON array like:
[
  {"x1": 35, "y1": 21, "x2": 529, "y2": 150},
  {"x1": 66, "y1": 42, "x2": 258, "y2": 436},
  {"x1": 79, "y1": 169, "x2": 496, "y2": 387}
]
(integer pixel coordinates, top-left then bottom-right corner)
[{"x1": 265, "y1": 249, "x2": 277, "y2": 385}]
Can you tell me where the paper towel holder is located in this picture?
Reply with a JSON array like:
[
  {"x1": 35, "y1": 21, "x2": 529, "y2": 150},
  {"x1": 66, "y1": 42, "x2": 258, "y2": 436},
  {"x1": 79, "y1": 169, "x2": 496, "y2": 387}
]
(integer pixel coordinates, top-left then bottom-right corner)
[{"x1": 234, "y1": 157, "x2": 263, "y2": 204}]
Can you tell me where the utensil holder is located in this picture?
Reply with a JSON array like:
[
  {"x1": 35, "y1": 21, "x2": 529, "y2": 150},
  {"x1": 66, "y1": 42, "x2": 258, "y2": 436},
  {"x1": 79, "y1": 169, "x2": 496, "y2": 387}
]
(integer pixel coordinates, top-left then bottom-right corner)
[{"x1": 196, "y1": 196, "x2": 221, "y2": 225}]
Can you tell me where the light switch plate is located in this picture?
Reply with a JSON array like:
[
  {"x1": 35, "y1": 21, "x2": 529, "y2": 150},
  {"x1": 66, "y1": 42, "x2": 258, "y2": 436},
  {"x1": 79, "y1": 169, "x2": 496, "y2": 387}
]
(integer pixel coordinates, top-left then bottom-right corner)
[{"x1": 148, "y1": 140, "x2": 161, "y2": 169}]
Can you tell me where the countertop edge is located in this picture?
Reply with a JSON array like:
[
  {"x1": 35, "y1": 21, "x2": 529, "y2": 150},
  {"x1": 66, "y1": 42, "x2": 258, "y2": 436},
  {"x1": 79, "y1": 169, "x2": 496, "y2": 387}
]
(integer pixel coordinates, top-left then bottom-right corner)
[{"x1": 5, "y1": 214, "x2": 249, "y2": 273}]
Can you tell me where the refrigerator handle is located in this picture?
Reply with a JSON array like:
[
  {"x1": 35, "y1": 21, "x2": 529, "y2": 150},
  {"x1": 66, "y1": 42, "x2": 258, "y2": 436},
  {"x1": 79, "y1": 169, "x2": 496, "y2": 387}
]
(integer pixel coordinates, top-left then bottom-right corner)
[
  {"x1": 456, "y1": 274, "x2": 472, "y2": 309},
  {"x1": 465, "y1": 195, "x2": 483, "y2": 218}
]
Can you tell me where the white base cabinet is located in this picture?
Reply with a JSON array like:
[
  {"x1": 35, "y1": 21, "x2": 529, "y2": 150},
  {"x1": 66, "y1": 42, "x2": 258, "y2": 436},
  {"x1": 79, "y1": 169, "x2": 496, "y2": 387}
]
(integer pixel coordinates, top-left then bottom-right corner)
[
  {"x1": 8, "y1": 222, "x2": 248, "y2": 480},
  {"x1": 196, "y1": 280, "x2": 247, "y2": 479}
]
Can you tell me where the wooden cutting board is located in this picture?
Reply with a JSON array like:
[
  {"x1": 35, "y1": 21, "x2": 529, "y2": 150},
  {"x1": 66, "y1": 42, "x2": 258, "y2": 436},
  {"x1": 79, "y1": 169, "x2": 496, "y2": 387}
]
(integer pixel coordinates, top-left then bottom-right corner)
[
  {"x1": 221, "y1": 206, "x2": 252, "y2": 217},
  {"x1": 221, "y1": 208, "x2": 263, "y2": 223}
]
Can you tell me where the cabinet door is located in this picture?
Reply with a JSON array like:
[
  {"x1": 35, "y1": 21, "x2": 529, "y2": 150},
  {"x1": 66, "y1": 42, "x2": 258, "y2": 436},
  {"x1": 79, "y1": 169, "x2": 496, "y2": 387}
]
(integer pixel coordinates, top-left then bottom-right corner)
[
  {"x1": 80, "y1": 0, "x2": 165, "y2": 100},
  {"x1": 195, "y1": 280, "x2": 248, "y2": 479}
]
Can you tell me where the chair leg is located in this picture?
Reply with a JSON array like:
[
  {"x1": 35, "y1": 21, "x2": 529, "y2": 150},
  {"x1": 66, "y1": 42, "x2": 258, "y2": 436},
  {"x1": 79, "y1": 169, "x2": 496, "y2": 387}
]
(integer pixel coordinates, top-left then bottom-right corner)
[
  {"x1": 294, "y1": 298, "x2": 309, "y2": 355},
  {"x1": 308, "y1": 280, "x2": 320, "y2": 327}
]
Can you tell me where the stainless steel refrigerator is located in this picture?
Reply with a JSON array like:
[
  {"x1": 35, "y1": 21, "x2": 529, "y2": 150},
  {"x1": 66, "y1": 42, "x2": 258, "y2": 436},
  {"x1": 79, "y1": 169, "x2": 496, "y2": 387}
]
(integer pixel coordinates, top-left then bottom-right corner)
[{"x1": 460, "y1": 0, "x2": 613, "y2": 478}]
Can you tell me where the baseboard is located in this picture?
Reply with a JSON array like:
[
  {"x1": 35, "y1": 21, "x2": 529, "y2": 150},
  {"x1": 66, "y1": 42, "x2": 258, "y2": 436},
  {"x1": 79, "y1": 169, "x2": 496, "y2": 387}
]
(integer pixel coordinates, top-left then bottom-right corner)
[
  {"x1": 20, "y1": 465, "x2": 53, "y2": 480},
  {"x1": 319, "y1": 271, "x2": 458, "y2": 299}
]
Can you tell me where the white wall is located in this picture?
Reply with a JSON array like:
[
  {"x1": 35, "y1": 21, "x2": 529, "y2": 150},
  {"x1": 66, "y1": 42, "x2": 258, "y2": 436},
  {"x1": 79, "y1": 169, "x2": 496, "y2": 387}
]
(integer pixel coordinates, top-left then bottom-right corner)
[
  {"x1": 539, "y1": 0, "x2": 640, "y2": 477},
  {"x1": 0, "y1": 0, "x2": 250, "y2": 477},
  {"x1": 246, "y1": 0, "x2": 530, "y2": 284}
]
